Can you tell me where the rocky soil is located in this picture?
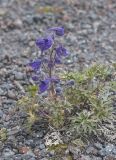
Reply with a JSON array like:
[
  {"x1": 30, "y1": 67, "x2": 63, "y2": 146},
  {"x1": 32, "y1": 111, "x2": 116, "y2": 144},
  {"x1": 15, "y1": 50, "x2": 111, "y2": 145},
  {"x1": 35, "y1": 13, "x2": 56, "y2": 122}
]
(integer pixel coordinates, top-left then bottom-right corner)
[{"x1": 0, "y1": 0, "x2": 116, "y2": 159}]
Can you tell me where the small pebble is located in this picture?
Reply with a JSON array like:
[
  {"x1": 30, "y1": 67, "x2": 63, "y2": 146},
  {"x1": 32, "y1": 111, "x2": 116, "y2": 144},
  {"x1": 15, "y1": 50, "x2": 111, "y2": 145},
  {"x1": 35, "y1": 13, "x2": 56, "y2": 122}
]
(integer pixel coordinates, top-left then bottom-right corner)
[
  {"x1": 39, "y1": 144, "x2": 45, "y2": 150},
  {"x1": 14, "y1": 71, "x2": 24, "y2": 80},
  {"x1": 86, "y1": 146, "x2": 98, "y2": 155},
  {"x1": 0, "y1": 109, "x2": 3, "y2": 118},
  {"x1": 0, "y1": 88, "x2": 5, "y2": 96},
  {"x1": 7, "y1": 90, "x2": 16, "y2": 99},
  {"x1": 14, "y1": 19, "x2": 23, "y2": 28}
]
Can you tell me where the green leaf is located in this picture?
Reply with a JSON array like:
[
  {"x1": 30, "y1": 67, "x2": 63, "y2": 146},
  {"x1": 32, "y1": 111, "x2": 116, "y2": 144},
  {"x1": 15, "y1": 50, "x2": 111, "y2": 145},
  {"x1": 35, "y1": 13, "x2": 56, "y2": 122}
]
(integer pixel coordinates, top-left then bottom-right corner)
[{"x1": 27, "y1": 85, "x2": 38, "y2": 97}]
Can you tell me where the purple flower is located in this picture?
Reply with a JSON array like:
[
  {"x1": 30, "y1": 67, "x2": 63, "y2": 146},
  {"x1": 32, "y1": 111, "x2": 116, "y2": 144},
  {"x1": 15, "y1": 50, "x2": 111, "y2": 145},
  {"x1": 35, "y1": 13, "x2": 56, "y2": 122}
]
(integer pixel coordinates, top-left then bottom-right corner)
[
  {"x1": 36, "y1": 36, "x2": 53, "y2": 51},
  {"x1": 39, "y1": 79, "x2": 50, "y2": 93},
  {"x1": 29, "y1": 59, "x2": 41, "y2": 71},
  {"x1": 32, "y1": 75, "x2": 39, "y2": 81},
  {"x1": 39, "y1": 77, "x2": 60, "y2": 93},
  {"x1": 48, "y1": 27, "x2": 64, "y2": 36},
  {"x1": 56, "y1": 45, "x2": 69, "y2": 57}
]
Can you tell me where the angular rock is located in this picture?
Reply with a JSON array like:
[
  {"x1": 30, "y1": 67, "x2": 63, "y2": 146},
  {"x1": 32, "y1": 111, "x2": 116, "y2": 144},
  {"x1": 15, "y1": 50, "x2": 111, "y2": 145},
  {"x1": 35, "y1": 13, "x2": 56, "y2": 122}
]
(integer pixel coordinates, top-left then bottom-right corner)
[
  {"x1": 0, "y1": 88, "x2": 5, "y2": 96},
  {"x1": 86, "y1": 146, "x2": 98, "y2": 155},
  {"x1": 14, "y1": 19, "x2": 23, "y2": 28},
  {"x1": 2, "y1": 148, "x2": 15, "y2": 157},
  {"x1": 103, "y1": 155, "x2": 116, "y2": 160},
  {"x1": 14, "y1": 71, "x2": 24, "y2": 80}
]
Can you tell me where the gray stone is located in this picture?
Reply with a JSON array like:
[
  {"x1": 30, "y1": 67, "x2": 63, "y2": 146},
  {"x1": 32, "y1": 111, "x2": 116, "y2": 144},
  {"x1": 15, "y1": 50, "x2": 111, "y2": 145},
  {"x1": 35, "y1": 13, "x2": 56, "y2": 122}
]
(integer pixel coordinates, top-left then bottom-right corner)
[
  {"x1": 91, "y1": 156, "x2": 102, "y2": 160},
  {"x1": 12, "y1": 155, "x2": 22, "y2": 160},
  {"x1": 55, "y1": 87, "x2": 62, "y2": 95},
  {"x1": 105, "y1": 144, "x2": 115, "y2": 155},
  {"x1": 0, "y1": 141, "x2": 4, "y2": 151},
  {"x1": 24, "y1": 15, "x2": 33, "y2": 25},
  {"x1": 48, "y1": 150, "x2": 55, "y2": 157},
  {"x1": 6, "y1": 83, "x2": 14, "y2": 90},
  {"x1": 7, "y1": 126, "x2": 20, "y2": 136},
  {"x1": 3, "y1": 99, "x2": 16, "y2": 105},
  {"x1": 29, "y1": 41, "x2": 35, "y2": 47},
  {"x1": 25, "y1": 139, "x2": 34, "y2": 145},
  {"x1": 33, "y1": 15, "x2": 42, "y2": 23},
  {"x1": 112, "y1": 148, "x2": 116, "y2": 154},
  {"x1": 99, "y1": 148, "x2": 106, "y2": 157},
  {"x1": 36, "y1": 131, "x2": 44, "y2": 138},
  {"x1": 3, "y1": 158, "x2": 13, "y2": 160},
  {"x1": 38, "y1": 149, "x2": 46, "y2": 158},
  {"x1": 14, "y1": 19, "x2": 23, "y2": 28},
  {"x1": 26, "y1": 150, "x2": 35, "y2": 157},
  {"x1": 14, "y1": 71, "x2": 24, "y2": 80},
  {"x1": 86, "y1": 146, "x2": 98, "y2": 155},
  {"x1": 65, "y1": 59, "x2": 74, "y2": 65},
  {"x1": 7, "y1": 135, "x2": 17, "y2": 147},
  {"x1": 67, "y1": 23, "x2": 75, "y2": 30},
  {"x1": 80, "y1": 155, "x2": 91, "y2": 160},
  {"x1": 22, "y1": 47, "x2": 31, "y2": 57},
  {"x1": 29, "y1": 158, "x2": 36, "y2": 160},
  {"x1": 80, "y1": 155, "x2": 102, "y2": 160},
  {"x1": 41, "y1": 91, "x2": 48, "y2": 98},
  {"x1": 0, "y1": 110, "x2": 3, "y2": 118},
  {"x1": 68, "y1": 145, "x2": 81, "y2": 159},
  {"x1": 3, "y1": 148, "x2": 15, "y2": 157},
  {"x1": 0, "y1": 88, "x2": 5, "y2": 96},
  {"x1": 23, "y1": 151, "x2": 36, "y2": 160},
  {"x1": 94, "y1": 142, "x2": 103, "y2": 150},
  {"x1": 103, "y1": 155, "x2": 116, "y2": 160},
  {"x1": 39, "y1": 143, "x2": 45, "y2": 150},
  {"x1": 7, "y1": 90, "x2": 16, "y2": 99}
]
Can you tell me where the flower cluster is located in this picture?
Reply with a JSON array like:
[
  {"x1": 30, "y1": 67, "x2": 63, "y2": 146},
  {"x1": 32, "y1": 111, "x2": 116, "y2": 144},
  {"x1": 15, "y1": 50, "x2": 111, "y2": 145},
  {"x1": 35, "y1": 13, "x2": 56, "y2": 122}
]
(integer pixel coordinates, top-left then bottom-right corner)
[{"x1": 28, "y1": 27, "x2": 69, "y2": 94}]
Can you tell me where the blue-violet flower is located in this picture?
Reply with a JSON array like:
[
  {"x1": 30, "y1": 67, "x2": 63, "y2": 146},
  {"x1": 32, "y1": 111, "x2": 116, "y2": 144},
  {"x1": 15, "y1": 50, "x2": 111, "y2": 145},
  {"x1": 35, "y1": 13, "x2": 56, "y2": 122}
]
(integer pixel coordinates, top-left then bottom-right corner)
[
  {"x1": 32, "y1": 75, "x2": 39, "y2": 81},
  {"x1": 36, "y1": 36, "x2": 53, "y2": 52},
  {"x1": 39, "y1": 79, "x2": 50, "y2": 93},
  {"x1": 48, "y1": 27, "x2": 64, "y2": 36},
  {"x1": 55, "y1": 56, "x2": 62, "y2": 64},
  {"x1": 56, "y1": 45, "x2": 69, "y2": 57},
  {"x1": 29, "y1": 59, "x2": 41, "y2": 71},
  {"x1": 39, "y1": 77, "x2": 60, "y2": 93}
]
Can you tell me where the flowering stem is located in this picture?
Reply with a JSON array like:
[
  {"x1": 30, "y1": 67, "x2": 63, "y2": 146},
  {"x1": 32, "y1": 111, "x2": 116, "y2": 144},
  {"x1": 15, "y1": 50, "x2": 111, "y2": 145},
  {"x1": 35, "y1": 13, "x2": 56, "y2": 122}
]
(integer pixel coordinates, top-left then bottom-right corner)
[
  {"x1": 49, "y1": 47, "x2": 55, "y2": 97},
  {"x1": 40, "y1": 51, "x2": 48, "y2": 73}
]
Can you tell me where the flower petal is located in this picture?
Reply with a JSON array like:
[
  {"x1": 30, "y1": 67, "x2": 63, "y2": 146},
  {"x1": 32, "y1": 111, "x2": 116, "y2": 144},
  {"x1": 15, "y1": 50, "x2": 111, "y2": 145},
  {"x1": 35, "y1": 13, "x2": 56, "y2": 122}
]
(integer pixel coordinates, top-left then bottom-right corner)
[
  {"x1": 39, "y1": 79, "x2": 50, "y2": 93},
  {"x1": 48, "y1": 27, "x2": 64, "y2": 36},
  {"x1": 56, "y1": 45, "x2": 69, "y2": 57},
  {"x1": 36, "y1": 36, "x2": 53, "y2": 51},
  {"x1": 29, "y1": 59, "x2": 41, "y2": 71},
  {"x1": 55, "y1": 56, "x2": 62, "y2": 64},
  {"x1": 32, "y1": 75, "x2": 39, "y2": 81}
]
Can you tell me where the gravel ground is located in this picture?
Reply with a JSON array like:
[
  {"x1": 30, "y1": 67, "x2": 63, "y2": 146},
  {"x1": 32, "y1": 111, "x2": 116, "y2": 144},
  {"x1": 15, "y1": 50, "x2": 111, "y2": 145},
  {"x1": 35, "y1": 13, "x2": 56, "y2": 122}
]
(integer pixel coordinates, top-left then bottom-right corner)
[{"x1": 0, "y1": 0, "x2": 116, "y2": 159}]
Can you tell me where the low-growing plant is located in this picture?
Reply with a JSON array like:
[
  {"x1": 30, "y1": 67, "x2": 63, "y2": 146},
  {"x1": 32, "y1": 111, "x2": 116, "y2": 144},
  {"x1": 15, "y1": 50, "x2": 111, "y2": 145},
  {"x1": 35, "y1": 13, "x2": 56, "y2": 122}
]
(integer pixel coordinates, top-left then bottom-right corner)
[
  {"x1": 18, "y1": 27, "x2": 115, "y2": 146},
  {"x1": 63, "y1": 65, "x2": 115, "y2": 137}
]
